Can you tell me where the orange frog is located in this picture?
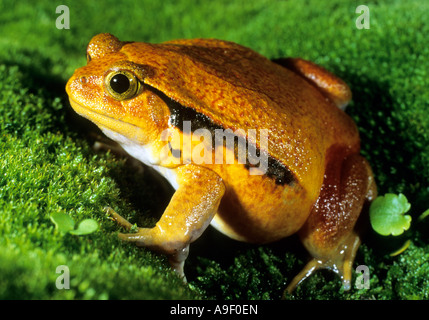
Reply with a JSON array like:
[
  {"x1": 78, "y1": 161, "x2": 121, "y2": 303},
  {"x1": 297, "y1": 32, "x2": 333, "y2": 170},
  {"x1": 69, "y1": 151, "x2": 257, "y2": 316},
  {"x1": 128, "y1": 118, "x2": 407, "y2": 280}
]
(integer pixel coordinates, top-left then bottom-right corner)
[{"x1": 66, "y1": 33, "x2": 377, "y2": 292}]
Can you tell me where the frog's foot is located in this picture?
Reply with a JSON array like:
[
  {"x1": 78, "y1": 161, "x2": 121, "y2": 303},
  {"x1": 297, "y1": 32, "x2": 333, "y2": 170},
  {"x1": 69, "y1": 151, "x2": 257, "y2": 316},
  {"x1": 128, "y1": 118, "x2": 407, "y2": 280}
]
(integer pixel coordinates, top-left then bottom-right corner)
[
  {"x1": 285, "y1": 153, "x2": 376, "y2": 295},
  {"x1": 284, "y1": 231, "x2": 360, "y2": 295},
  {"x1": 105, "y1": 206, "x2": 189, "y2": 280},
  {"x1": 105, "y1": 165, "x2": 225, "y2": 282}
]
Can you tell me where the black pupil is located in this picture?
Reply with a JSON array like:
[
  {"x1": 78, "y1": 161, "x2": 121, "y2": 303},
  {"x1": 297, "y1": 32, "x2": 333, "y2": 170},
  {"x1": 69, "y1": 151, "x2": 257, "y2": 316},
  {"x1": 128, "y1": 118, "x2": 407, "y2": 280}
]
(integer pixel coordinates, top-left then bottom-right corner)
[{"x1": 110, "y1": 74, "x2": 130, "y2": 94}]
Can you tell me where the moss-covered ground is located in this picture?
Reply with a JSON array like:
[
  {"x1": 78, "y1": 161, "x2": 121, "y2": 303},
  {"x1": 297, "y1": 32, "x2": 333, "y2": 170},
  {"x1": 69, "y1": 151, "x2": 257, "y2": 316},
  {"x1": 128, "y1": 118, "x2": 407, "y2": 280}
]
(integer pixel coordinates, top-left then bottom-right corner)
[{"x1": 0, "y1": 0, "x2": 428, "y2": 300}]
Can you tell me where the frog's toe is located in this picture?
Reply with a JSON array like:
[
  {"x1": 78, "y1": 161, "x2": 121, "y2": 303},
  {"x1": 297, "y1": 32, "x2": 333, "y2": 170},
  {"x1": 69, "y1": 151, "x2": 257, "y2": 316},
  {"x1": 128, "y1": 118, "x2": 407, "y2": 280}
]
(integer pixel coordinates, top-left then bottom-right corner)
[
  {"x1": 167, "y1": 245, "x2": 189, "y2": 282},
  {"x1": 117, "y1": 231, "x2": 146, "y2": 242},
  {"x1": 284, "y1": 232, "x2": 360, "y2": 296},
  {"x1": 284, "y1": 258, "x2": 321, "y2": 295},
  {"x1": 105, "y1": 206, "x2": 134, "y2": 231}
]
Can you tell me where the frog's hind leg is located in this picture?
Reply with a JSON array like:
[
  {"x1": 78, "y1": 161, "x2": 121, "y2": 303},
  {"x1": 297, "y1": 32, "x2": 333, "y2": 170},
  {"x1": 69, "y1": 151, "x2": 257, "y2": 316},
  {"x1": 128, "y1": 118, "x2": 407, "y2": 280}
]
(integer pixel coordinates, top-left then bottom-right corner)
[
  {"x1": 285, "y1": 153, "x2": 376, "y2": 294},
  {"x1": 273, "y1": 57, "x2": 352, "y2": 110}
]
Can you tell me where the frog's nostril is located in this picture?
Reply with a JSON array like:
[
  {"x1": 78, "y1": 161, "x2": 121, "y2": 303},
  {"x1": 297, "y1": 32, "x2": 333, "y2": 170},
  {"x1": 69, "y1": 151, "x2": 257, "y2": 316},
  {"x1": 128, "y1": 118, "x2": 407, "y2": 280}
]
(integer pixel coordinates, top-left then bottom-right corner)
[{"x1": 80, "y1": 76, "x2": 87, "y2": 84}]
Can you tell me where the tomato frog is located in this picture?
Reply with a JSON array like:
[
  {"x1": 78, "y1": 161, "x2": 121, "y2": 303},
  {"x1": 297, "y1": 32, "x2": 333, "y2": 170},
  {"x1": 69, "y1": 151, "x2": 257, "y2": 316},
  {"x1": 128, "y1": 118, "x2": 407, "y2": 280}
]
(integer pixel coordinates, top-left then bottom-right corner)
[{"x1": 66, "y1": 33, "x2": 377, "y2": 293}]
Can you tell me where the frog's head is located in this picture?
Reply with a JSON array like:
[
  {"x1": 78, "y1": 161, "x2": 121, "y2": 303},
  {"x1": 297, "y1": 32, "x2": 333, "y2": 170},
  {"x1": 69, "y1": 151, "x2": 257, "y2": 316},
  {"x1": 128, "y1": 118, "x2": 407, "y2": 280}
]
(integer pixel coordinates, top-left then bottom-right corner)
[{"x1": 66, "y1": 33, "x2": 170, "y2": 146}]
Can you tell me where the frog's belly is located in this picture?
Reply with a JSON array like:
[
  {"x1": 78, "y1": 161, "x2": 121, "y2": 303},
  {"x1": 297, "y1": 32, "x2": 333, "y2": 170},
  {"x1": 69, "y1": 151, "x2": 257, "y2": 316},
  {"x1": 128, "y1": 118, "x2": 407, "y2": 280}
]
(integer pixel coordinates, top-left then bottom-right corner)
[
  {"x1": 212, "y1": 196, "x2": 311, "y2": 244},
  {"x1": 209, "y1": 164, "x2": 313, "y2": 244}
]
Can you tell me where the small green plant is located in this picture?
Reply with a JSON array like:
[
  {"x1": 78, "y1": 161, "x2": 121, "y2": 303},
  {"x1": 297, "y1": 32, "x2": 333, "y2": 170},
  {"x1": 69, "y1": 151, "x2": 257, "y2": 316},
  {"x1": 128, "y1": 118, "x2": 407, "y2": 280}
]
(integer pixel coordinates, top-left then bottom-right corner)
[
  {"x1": 50, "y1": 212, "x2": 99, "y2": 235},
  {"x1": 418, "y1": 208, "x2": 429, "y2": 222},
  {"x1": 369, "y1": 193, "x2": 429, "y2": 257},
  {"x1": 369, "y1": 193, "x2": 412, "y2": 236}
]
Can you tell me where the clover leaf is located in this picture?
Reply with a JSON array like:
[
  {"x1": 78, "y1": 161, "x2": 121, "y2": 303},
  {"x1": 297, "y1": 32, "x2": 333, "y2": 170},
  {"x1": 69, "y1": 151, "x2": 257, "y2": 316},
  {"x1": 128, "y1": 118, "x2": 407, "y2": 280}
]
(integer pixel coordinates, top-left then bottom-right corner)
[
  {"x1": 50, "y1": 213, "x2": 98, "y2": 236},
  {"x1": 69, "y1": 219, "x2": 99, "y2": 235},
  {"x1": 369, "y1": 193, "x2": 412, "y2": 236},
  {"x1": 50, "y1": 212, "x2": 75, "y2": 233}
]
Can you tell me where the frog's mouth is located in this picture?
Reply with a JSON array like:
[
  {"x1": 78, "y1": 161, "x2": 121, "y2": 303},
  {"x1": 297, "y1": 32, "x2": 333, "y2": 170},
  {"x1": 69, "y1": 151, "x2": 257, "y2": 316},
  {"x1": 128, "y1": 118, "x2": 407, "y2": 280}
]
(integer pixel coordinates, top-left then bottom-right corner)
[{"x1": 68, "y1": 98, "x2": 147, "y2": 145}]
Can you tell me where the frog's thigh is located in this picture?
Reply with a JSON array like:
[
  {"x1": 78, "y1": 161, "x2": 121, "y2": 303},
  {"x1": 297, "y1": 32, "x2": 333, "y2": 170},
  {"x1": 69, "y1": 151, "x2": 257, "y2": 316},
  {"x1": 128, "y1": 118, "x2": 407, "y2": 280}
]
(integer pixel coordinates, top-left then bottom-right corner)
[
  {"x1": 113, "y1": 164, "x2": 225, "y2": 276},
  {"x1": 286, "y1": 154, "x2": 376, "y2": 293},
  {"x1": 273, "y1": 57, "x2": 352, "y2": 110}
]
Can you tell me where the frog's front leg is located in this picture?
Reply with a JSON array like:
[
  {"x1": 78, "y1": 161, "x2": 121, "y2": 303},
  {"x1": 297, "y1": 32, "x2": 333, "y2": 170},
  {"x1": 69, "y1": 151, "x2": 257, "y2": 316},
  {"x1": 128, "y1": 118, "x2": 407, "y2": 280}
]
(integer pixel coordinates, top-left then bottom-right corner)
[
  {"x1": 285, "y1": 152, "x2": 377, "y2": 294},
  {"x1": 108, "y1": 164, "x2": 225, "y2": 278}
]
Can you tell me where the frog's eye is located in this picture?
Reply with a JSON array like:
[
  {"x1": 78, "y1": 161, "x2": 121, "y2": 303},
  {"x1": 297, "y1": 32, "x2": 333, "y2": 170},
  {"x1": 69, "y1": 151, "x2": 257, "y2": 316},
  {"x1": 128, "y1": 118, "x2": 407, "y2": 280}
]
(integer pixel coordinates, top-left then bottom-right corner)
[{"x1": 104, "y1": 70, "x2": 140, "y2": 100}]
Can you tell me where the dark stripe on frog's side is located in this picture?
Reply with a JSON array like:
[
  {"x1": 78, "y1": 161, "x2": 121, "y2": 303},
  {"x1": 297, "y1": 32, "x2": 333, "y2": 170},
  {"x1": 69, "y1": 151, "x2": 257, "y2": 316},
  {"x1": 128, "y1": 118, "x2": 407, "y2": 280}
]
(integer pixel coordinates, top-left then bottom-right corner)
[{"x1": 147, "y1": 86, "x2": 296, "y2": 186}]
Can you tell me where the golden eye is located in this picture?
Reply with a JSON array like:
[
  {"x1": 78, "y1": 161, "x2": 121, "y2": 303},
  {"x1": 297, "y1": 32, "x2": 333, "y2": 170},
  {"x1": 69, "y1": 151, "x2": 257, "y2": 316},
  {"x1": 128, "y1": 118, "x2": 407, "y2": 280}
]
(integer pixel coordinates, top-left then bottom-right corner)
[{"x1": 104, "y1": 70, "x2": 140, "y2": 100}]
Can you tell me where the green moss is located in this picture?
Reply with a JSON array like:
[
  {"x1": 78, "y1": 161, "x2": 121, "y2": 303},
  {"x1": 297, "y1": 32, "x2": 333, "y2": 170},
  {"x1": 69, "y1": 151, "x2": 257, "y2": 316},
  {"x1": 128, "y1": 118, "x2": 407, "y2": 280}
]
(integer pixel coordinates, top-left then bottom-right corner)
[
  {"x1": 191, "y1": 247, "x2": 294, "y2": 300},
  {"x1": 0, "y1": 0, "x2": 428, "y2": 299},
  {"x1": 0, "y1": 65, "x2": 195, "y2": 299}
]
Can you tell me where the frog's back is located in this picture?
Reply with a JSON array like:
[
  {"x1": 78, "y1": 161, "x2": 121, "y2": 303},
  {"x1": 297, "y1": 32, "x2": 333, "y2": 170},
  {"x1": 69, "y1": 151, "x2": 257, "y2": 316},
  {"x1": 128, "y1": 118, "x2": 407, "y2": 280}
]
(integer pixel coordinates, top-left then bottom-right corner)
[{"x1": 122, "y1": 39, "x2": 359, "y2": 199}]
